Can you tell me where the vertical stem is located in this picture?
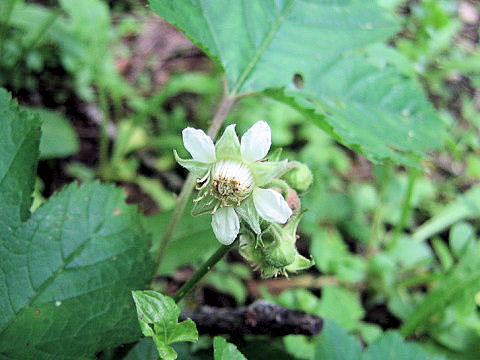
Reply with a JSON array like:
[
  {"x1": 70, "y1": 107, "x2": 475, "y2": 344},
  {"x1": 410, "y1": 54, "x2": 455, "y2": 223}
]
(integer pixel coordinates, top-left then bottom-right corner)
[
  {"x1": 388, "y1": 167, "x2": 418, "y2": 250},
  {"x1": 0, "y1": 0, "x2": 17, "y2": 60},
  {"x1": 173, "y1": 241, "x2": 236, "y2": 303},
  {"x1": 98, "y1": 85, "x2": 110, "y2": 169},
  {"x1": 153, "y1": 94, "x2": 235, "y2": 269}
]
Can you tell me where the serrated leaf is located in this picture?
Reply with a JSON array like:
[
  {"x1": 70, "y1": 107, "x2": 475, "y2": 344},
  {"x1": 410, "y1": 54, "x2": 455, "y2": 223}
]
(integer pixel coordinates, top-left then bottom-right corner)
[
  {"x1": 0, "y1": 182, "x2": 154, "y2": 359},
  {"x1": 25, "y1": 107, "x2": 79, "y2": 159},
  {"x1": 214, "y1": 337, "x2": 247, "y2": 360},
  {"x1": 0, "y1": 88, "x2": 40, "y2": 228},
  {"x1": 149, "y1": 1, "x2": 443, "y2": 164},
  {"x1": 149, "y1": 0, "x2": 398, "y2": 96},
  {"x1": 132, "y1": 291, "x2": 198, "y2": 360}
]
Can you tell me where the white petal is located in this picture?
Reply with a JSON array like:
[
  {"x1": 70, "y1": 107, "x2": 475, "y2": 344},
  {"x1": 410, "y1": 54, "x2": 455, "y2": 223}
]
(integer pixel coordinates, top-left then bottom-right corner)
[
  {"x1": 182, "y1": 127, "x2": 216, "y2": 163},
  {"x1": 211, "y1": 207, "x2": 239, "y2": 245},
  {"x1": 240, "y1": 120, "x2": 271, "y2": 162},
  {"x1": 253, "y1": 187, "x2": 292, "y2": 224}
]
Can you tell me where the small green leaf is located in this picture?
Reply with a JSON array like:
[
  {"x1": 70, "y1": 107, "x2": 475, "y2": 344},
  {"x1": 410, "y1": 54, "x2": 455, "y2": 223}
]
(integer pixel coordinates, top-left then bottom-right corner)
[
  {"x1": 132, "y1": 290, "x2": 199, "y2": 360},
  {"x1": 25, "y1": 107, "x2": 79, "y2": 159},
  {"x1": 215, "y1": 124, "x2": 241, "y2": 161},
  {"x1": 213, "y1": 336, "x2": 247, "y2": 360}
]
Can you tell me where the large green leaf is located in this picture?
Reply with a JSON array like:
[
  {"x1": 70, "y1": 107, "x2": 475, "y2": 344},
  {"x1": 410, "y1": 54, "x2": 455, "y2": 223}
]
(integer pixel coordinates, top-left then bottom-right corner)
[
  {"x1": 149, "y1": 0, "x2": 397, "y2": 96},
  {"x1": 132, "y1": 290, "x2": 198, "y2": 360},
  {"x1": 0, "y1": 88, "x2": 40, "y2": 228},
  {"x1": 149, "y1": 0, "x2": 444, "y2": 164},
  {"x1": 0, "y1": 182, "x2": 154, "y2": 359}
]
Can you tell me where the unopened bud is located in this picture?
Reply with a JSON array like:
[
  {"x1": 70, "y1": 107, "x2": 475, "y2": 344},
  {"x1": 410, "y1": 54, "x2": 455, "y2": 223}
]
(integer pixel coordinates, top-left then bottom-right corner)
[{"x1": 282, "y1": 163, "x2": 313, "y2": 193}]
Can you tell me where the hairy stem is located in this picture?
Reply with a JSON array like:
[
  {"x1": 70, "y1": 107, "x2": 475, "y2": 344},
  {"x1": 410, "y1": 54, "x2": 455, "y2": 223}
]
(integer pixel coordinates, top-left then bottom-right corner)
[
  {"x1": 388, "y1": 167, "x2": 418, "y2": 250},
  {"x1": 153, "y1": 94, "x2": 235, "y2": 268},
  {"x1": 173, "y1": 241, "x2": 236, "y2": 303}
]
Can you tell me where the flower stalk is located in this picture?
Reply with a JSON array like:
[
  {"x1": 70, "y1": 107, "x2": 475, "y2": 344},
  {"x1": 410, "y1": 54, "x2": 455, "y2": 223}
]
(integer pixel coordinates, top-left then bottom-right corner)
[{"x1": 173, "y1": 240, "x2": 237, "y2": 303}]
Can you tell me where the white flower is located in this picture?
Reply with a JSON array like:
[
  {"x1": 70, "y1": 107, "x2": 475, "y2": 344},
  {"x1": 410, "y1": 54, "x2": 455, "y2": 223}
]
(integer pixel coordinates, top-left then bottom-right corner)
[{"x1": 175, "y1": 121, "x2": 292, "y2": 245}]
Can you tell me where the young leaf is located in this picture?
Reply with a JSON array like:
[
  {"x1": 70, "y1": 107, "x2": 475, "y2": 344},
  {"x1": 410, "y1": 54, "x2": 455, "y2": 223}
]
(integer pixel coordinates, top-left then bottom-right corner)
[
  {"x1": 31, "y1": 107, "x2": 79, "y2": 159},
  {"x1": 213, "y1": 336, "x2": 247, "y2": 360},
  {"x1": 131, "y1": 290, "x2": 199, "y2": 360},
  {"x1": 0, "y1": 88, "x2": 40, "y2": 228},
  {"x1": 0, "y1": 182, "x2": 154, "y2": 359}
]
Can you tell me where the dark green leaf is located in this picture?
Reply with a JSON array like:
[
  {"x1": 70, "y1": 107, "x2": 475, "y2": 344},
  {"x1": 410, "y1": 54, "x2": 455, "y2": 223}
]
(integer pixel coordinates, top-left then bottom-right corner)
[
  {"x1": 0, "y1": 88, "x2": 40, "y2": 227},
  {"x1": 314, "y1": 320, "x2": 362, "y2": 360},
  {"x1": 132, "y1": 291, "x2": 198, "y2": 360},
  {"x1": 0, "y1": 182, "x2": 154, "y2": 359}
]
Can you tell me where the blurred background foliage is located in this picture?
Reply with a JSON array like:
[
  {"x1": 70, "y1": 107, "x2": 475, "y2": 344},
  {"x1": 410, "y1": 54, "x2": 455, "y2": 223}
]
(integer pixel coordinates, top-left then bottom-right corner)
[{"x1": 1, "y1": 0, "x2": 479, "y2": 359}]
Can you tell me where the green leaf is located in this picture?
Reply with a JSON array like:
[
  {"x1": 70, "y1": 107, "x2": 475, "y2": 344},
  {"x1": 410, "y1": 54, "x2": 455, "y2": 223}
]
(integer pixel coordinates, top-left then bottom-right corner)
[
  {"x1": 149, "y1": 0, "x2": 398, "y2": 96},
  {"x1": 25, "y1": 107, "x2": 79, "y2": 159},
  {"x1": 123, "y1": 338, "x2": 158, "y2": 360},
  {"x1": 315, "y1": 321, "x2": 444, "y2": 360},
  {"x1": 363, "y1": 331, "x2": 446, "y2": 360},
  {"x1": 131, "y1": 291, "x2": 199, "y2": 360},
  {"x1": 213, "y1": 336, "x2": 247, "y2": 360},
  {"x1": 149, "y1": 0, "x2": 444, "y2": 164},
  {"x1": 0, "y1": 182, "x2": 154, "y2": 359},
  {"x1": 314, "y1": 320, "x2": 362, "y2": 360},
  {"x1": 0, "y1": 88, "x2": 40, "y2": 228}
]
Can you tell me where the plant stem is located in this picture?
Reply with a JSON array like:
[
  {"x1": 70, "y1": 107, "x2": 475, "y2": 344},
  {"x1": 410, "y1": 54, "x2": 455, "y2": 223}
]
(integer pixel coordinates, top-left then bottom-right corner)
[
  {"x1": 0, "y1": 0, "x2": 17, "y2": 60},
  {"x1": 98, "y1": 85, "x2": 110, "y2": 170},
  {"x1": 153, "y1": 94, "x2": 235, "y2": 268},
  {"x1": 173, "y1": 241, "x2": 236, "y2": 303},
  {"x1": 388, "y1": 167, "x2": 418, "y2": 250}
]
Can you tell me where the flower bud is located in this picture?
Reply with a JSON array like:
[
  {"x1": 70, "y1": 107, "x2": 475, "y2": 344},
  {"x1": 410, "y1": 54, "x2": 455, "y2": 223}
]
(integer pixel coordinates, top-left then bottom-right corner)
[{"x1": 282, "y1": 163, "x2": 313, "y2": 193}]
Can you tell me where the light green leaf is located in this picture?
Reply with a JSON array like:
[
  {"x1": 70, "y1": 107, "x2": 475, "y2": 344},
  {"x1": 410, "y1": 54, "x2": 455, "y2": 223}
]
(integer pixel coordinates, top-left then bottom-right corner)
[
  {"x1": 25, "y1": 107, "x2": 79, "y2": 159},
  {"x1": 215, "y1": 124, "x2": 241, "y2": 161},
  {"x1": 132, "y1": 291, "x2": 198, "y2": 360},
  {"x1": 149, "y1": 0, "x2": 443, "y2": 164},
  {"x1": 0, "y1": 89, "x2": 40, "y2": 228},
  {"x1": 213, "y1": 336, "x2": 247, "y2": 360},
  {"x1": 0, "y1": 182, "x2": 154, "y2": 359}
]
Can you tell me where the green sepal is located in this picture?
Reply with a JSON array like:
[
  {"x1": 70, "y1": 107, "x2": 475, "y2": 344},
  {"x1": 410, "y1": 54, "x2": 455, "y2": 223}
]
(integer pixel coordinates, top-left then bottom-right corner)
[
  {"x1": 191, "y1": 181, "x2": 220, "y2": 216},
  {"x1": 174, "y1": 150, "x2": 211, "y2": 178},
  {"x1": 236, "y1": 196, "x2": 261, "y2": 234},
  {"x1": 285, "y1": 254, "x2": 315, "y2": 273},
  {"x1": 250, "y1": 159, "x2": 288, "y2": 186},
  {"x1": 215, "y1": 124, "x2": 241, "y2": 161},
  {"x1": 267, "y1": 148, "x2": 283, "y2": 162},
  {"x1": 132, "y1": 290, "x2": 198, "y2": 360}
]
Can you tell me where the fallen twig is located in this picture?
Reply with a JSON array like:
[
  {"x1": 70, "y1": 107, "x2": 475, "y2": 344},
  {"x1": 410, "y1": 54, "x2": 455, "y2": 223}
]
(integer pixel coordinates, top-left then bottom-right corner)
[{"x1": 180, "y1": 300, "x2": 323, "y2": 337}]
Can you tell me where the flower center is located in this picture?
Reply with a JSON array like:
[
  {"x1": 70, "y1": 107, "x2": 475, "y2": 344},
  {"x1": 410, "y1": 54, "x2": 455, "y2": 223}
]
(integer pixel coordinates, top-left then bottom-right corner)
[{"x1": 210, "y1": 160, "x2": 253, "y2": 207}]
